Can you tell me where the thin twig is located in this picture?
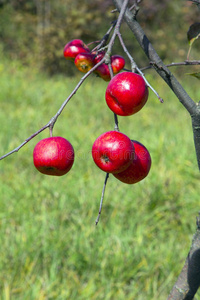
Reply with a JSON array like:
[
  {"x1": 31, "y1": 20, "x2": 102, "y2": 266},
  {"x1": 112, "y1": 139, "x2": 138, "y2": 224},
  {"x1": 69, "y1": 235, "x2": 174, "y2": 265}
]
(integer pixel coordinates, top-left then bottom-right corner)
[
  {"x1": 107, "y1": 62, "x2": 120, "y2": 131},
  {"x1": 0, "y1": 125, "x2": 50, "y2": 160},
  {"x1": 0, "y1": 1, "x2": 129, "y2": 164},
  {"x1": 117, "y1": 30, "x2": 137, "y2": 71},
  {"x1": 0, "y1": 58, "x2": 106, "y2": 161},
  {"x1": 105, "y1": 0, "x2": 130, "y2": 60},
  {"x1": 141, "y1": 60, "x2": 200, "y2": 71},
  {"x1": 91, "y1": 21, "x2": 117, "y2": 53},
  {"x1": 95, "y1": 173, "x2": 109, "y2": 225},
  {"x1": 95, "y1": 0, "x2": 130, "y2": 225},
  {"x1": 117, "y1": 30, "x2": 164, "y2": 103},
  {"x1": 113, "y1": 0, "x2": 197, "y2": 114},
  {"x1": 166, "y1": 60, "x2": 200, "y2": 68}
]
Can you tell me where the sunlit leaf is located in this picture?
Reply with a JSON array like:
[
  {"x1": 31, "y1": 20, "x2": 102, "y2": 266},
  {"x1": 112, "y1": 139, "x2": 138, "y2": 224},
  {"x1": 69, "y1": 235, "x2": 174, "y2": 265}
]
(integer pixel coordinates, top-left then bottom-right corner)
[
  {"x1": 187, "y1": 22, "x2": 200, "y2": 45},
  {"x1": 186, "y1": 72, "x2": 200, "y2": 80}
]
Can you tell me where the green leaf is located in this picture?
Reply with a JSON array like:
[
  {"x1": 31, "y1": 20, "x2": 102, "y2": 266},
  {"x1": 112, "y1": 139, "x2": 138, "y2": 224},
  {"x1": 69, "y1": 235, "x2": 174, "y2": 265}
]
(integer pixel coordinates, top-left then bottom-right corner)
[
  {"x1": 187, "y1": 22, "x2": 200, "y2": 46},
  {"x1": 186, "y1": 72, "x2": 200, "y2": 80}
]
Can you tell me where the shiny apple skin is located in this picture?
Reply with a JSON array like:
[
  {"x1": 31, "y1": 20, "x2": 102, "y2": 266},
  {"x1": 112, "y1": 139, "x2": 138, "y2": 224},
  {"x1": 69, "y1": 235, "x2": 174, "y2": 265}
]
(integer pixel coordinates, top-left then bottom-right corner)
[
  {"x1": 92, "y1": 131, "x2": 135, "y2": 174},
  {"x1": 33, "y1": 136, "x2": 75, "y2": 176},
  {"x1": 111, "y1": 55, "x2": 125, "y2": 74},
  {"x1": 114, "y1": 140, "x2": 151, "y2": 184},
  {"x1": 105, "y1": 72, "x2": 149, "y2": 116},
  {"x1": 63, "y1": 39, "x2": 90, "y2": 61}
]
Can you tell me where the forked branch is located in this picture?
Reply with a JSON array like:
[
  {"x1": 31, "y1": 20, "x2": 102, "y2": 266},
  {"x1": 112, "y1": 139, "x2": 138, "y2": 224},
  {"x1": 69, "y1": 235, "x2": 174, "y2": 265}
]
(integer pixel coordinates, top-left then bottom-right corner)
[
  {"x1": 0, "y1": 57, "x2": 106, "y2": 161},
  {"x1": 112, "y1": 0, "x2": 200, "y2": 299},
  {"x1": 112, "y1": 0, "x2": 197, "y2": 115}
]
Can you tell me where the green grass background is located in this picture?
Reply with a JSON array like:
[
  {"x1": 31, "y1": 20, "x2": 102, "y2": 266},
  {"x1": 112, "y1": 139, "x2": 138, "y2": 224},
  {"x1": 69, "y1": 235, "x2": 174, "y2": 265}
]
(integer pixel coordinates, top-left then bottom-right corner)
[{"x1": 0, "y1": 57, "x2": 200, "y2": 300}]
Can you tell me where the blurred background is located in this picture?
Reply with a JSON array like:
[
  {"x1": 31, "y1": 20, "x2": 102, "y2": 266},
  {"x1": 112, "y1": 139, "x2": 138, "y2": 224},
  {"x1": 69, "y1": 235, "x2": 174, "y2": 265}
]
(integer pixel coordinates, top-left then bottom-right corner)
[
  {"x1": 0, "y1": 0, "x2": 199, "y2": 75},
  {"x1": 0, "y1": 1, "x2": 200, "y2": 299}
]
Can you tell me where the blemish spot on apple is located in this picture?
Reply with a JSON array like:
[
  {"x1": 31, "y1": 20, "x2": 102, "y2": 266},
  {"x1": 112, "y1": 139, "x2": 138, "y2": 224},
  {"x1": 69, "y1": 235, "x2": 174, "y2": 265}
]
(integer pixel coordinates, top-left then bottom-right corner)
[{"x1": 102, "y1": 155, "x2": 110, "y2": 163}]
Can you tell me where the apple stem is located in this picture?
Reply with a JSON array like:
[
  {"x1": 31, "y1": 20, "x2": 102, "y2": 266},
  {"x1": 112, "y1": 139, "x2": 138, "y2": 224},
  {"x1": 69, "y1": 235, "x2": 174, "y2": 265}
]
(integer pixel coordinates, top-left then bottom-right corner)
[
  {"x1": 95, "y1": 172, "x2": 110, "y2": 225},
  {"x1": 187, "y1": 44, "x2": 192, "y2": 61},
  {"x1": 108, "y1": 61, "x2": 114, "y2": 78},
  {"x1": 49, "y1": 125, "x2": 53, "y2": 137},
  {"x1": 114, "y1": 113, "x2": 120, "y2": 131}
]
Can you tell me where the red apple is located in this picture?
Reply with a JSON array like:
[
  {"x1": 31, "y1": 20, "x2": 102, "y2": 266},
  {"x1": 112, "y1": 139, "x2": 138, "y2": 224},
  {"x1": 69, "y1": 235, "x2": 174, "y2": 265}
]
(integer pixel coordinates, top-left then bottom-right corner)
[
  {"x1": 95, "y1": 63, "x2": 111, "y2": 81},
  {"x1": 92, "y1": 131, "x2": 135, "y2": 174},
  {"x1": 105, "y1": 72, "x2": 149, "y2": 116},
  {"x1": 74, "y1": 52, "x2": 95, "y2": 73},
  {"x1": 93, "y1": 52, "x2": 125, "y2": 81},
  {"x1": 63, "y1": 39, "x2": 90, "y2": 61},
  {"x1": 93, "y1": 51, "x2": 105, "y2": 64},
  {"x1": 33, "y1": 136, "x2": 75, "y2": 176},
  {"x1": 93, "y1": 51, "x2": 110, "y2": 81},
  {"x1": 113, "y1": 140, "x2": 151, "y2": 184},
  {"x1": 111, "y1": 55, "x2": 125, "y2": 74}
]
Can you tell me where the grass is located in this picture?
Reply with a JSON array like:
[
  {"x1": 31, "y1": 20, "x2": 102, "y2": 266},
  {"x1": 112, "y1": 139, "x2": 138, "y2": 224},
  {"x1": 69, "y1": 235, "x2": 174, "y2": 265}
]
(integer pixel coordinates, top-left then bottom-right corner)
[{"x1": 0, "y1": 57, "x2": 200, "y2": 299}]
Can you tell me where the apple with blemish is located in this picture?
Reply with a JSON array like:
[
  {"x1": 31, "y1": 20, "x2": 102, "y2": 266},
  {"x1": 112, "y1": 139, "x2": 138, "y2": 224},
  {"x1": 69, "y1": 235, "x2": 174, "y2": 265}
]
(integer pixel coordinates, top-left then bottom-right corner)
[{"x1": 74, "y1": 52, "x2": 95, "y2": 73}]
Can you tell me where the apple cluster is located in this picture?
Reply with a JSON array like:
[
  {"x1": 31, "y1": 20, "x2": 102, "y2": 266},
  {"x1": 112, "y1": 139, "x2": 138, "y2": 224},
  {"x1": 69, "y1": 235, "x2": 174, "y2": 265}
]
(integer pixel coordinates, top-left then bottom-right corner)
[
  {"x1": 63, "y1": 39, "x2": 125, "y2": 81},
  {"x1": 32, "y1": 38, "x2": 151, "y2": 186},
  {"x1": 91, "y1": 68, "x2": 151, "y2": 184},
  {"x1": 92, "y1": 131, "x2": 151, "y2": 184}
]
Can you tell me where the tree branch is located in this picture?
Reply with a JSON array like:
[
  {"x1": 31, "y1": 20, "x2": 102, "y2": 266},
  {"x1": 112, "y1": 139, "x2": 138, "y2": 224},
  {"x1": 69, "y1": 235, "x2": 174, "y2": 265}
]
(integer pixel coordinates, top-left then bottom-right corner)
[
  {"x1": 141, "y1": 60, "x2": 200, "y2": 71},
  {"x1": 0, "y1": 58, "x2": 106, "y2": 161},
  {"x1": 166, "y1": 60, "x2": 200, "y2": 68},
  {"x1": 112, "y1": 1, "x2": 200, "y2": 299},
  {"x1": 0, "y1": 2, "x2": 129, "y2": 162},
  {"x1": 167, "y1": 215, "x2": 200, "y2": 300},
  {"x1": 112, "y1": 0, "x2": 200, "y2": 170},
  {"x1": 112, "y1": 0, "x2": 197, "y2": 116}
]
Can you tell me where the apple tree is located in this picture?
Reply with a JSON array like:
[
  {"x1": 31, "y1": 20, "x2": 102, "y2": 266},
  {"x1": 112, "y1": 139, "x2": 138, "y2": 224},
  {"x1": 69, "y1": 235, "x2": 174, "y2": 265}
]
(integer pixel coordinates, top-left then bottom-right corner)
[{"x1": 1, "y1": 0, "x2": 200, "y2": 299}]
